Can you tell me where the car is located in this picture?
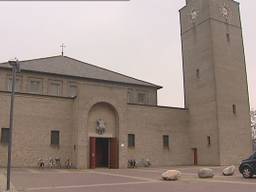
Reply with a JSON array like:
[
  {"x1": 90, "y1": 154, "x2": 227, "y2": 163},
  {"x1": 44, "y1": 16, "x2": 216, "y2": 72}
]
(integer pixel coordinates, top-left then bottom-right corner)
[{"x1": 239, "y1": 152, "x2": 256, "y2": 178}]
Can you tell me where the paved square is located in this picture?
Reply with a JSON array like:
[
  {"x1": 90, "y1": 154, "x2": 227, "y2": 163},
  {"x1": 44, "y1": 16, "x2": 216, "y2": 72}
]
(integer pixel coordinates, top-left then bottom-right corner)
[{"x1": 5, "y1": 166, "x2": 256, "y2": 192}]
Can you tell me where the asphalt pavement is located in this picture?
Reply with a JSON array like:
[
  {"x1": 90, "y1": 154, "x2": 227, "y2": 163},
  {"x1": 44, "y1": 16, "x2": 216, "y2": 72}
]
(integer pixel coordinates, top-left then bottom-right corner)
[{"x1": 2, "y1": 166, "x2": 256, "y2": 192}]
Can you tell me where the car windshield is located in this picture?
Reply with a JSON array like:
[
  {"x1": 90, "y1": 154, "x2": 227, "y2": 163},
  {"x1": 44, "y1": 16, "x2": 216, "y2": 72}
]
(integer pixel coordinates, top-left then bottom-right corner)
[{"x1": 249, "y1": 152, "x2": 256, "y2": 159}]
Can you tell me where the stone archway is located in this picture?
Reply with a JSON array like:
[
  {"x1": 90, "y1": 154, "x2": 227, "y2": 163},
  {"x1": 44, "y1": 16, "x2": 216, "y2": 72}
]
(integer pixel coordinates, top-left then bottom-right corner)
[{"x1": 87, "y1": 102, "x2": 119, "y2": 168}]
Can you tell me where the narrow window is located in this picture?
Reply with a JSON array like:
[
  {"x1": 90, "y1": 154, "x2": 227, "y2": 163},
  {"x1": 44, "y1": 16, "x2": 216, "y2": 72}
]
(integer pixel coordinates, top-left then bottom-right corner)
[
  {"x1": 138, "y1": 93, "x2": 146, "y2": 103},
  {"x1": 163, "y1": 135, "x2": 169, "y2": 149},
  {"x1": 7, "y1": 78, "x2": 13, "y2": 91},
  {"x1": 48, "y1": 81, "x2": 62, "y2": 96},
  {"x1": 207, "y1": 136, "x2": 211, "y2": 146},
  {"x1": 232, "y1": 104, "x2": 237, "y2": 114},
  {"x1": 127, "y1": 89, "x2": 133, "y2": 103},
  {"x1": 128, "y1": 134, "x2": 135, "y2": 148},
  {"x1": 7, "y1": 78, "x2": 21, "y2": 92},
  {"x1": 29, "y1": 80, "x2": 42, "y2": 94},
  {"x1": 1, "y1": 128, "x2": 9, "y2": 144},
  {"x1": 68, "y1": 85, "x2": 77, "y2": 97},
  {"x1": 226, "y1": 33, "x2": 230, "y2": 42},
  {"x1": 196, "y1": 69, "x2": 200, "y2": 79},
  {"x1": 51, "y1": 130, "x2": 60, "y2": 145}
]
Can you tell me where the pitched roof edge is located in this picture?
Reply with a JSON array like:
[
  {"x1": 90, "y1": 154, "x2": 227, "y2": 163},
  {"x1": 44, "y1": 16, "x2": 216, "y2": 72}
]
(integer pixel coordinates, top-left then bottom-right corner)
[
  {"x1": 0, "y1": 65, "x2": 163, "y2": 90},
  {"x1": 0, "y1": 55, "x2": 163, "y2": 89},
  {"x1": 63, "y1": 56, "x2": 162, "y2": 89}
]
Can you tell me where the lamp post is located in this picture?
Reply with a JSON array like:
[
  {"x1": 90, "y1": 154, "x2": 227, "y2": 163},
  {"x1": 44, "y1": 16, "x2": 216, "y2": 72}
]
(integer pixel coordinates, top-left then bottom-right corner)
[{"x1": 6, "y1": 59, "x2": 20, "y2": 191}]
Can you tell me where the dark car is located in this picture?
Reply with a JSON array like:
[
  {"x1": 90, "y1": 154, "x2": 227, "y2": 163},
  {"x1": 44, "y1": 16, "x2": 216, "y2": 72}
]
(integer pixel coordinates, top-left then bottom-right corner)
[{"x1": 239, "y1": 152, "x2": 256, "y2": 178}]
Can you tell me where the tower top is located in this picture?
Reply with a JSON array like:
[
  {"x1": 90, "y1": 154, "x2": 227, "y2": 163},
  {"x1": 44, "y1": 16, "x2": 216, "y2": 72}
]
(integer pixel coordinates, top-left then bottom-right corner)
[
  {"x1": 185, "y1": 0, "x2": 191, "y2": 4},
  {"x1": 180, "y1": 0, "x2": 241, "y2": 34},
  {"x1": 185, "y1": 0, "x2": 237, "y2": 5}
]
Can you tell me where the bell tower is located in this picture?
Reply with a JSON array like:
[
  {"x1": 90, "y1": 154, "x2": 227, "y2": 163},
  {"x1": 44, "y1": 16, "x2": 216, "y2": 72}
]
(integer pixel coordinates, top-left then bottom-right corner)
[{"x1": 180, "y1": 0, "x2": 252, "y2": 165}]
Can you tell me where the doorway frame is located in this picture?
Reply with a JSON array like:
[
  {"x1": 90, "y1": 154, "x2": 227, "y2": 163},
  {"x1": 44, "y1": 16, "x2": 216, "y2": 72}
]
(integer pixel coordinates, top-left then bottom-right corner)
[
  {"x1": 89, "y1": 137, "x2": 119, "y2": 169},
  {"x1": 192, "y1": 148, "x2": 198, "y2": 165}
]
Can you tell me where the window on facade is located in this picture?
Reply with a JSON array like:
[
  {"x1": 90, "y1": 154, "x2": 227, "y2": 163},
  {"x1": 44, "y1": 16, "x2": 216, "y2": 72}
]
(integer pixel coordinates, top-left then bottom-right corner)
[
  {"x1": 232, "y1": 104, "x2": 237, "y2": 114},
  {"x1": 7, "y1": 78, "x2": 21, "y2": 92},
  {"x1": 196, "y1": 69, "x2": 200, "y2": 79},
  {"x1": 138, "y1": 93, "x2": 146, "y2": 104},
  {"x1": 128, "y1": 134, "x2": 135, "y2": 148},
  {"x1": 68, "y1": 85, "x2": 77, "y2": 97},
  {"x1": 163, "y1": 135, "x2": 169, "y2": 149},
  {"x1": 48, "y1": 81, "x2": 62, "y2": 96},
  {"x1": 29, "y1": 80, "x2": 42, "y2": 94},
  {"x1": 51, "y1": 130, "x2": 60, "y2": 145},
  {"x1": 207, "y1": 136, "x2": 211, "y2": 146},
  {"x1": 226, "y1": 33, "x2": 230, "y2": 42},
  {"x1": 1, "y1": 128, "x2": 9, "y2": 144},
  {"x1": 127, "y1": 91, "x2": 133, "y2": 103}
]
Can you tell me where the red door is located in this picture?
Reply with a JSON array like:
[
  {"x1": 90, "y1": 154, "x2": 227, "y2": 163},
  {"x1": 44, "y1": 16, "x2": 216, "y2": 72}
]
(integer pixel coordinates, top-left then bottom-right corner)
[
  {"x1": 90, "y1": 137, "x2": 96, "y2": 169},
  {"x1": 109, "y1": 138, "x2": 119, "y2": 169},
  {"x1": 192, "y1": 148, "x2": 198, "y2": 165}
]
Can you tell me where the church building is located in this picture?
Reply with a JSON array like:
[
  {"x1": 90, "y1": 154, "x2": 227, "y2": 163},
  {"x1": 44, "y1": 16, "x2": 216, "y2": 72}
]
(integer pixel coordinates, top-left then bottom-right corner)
[{"x1": 0, "y1": 0, "x2": 252, "y2": 168}]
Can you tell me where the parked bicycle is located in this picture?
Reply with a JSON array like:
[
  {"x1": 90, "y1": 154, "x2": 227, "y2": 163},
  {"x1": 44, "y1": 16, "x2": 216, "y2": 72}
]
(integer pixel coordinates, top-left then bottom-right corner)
[
  {"x1": 128, "y1": 158, "x2": 151, "y2": 168},
  {"x1": 47, "y1": 157, "x2": 61, "y2": 168},
  {"x1": 65, "y1": 159, "x2": 72, "y2": 169},
  {"x1": 136, "y1": 158, "x2": 151, "y2": 167},
  {"x1": 38, "y1": 157, "x2": 70, "y2": 169},
  {"x1": 37, "y1": 158, "x2": 45, "y2": 168},
  {"x1": 48, "y1": 157, "x2": 54, "y2": 168},
  {"x1": 128, "y1": 159, "x2": 136, "y2": 168}
]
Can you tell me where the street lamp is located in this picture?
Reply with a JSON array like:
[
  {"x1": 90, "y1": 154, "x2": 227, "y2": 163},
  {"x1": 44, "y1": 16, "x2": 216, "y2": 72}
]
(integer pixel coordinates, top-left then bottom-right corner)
[{"x1": 6, "y1": 59, "x2": 20, "y2": 191}]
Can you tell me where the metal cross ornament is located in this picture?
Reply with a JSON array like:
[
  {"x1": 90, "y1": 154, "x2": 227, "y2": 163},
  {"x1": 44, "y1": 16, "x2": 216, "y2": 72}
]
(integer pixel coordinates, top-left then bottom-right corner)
[{"x1": 60, "y1": 43, "x2": 66, "y2": 56}]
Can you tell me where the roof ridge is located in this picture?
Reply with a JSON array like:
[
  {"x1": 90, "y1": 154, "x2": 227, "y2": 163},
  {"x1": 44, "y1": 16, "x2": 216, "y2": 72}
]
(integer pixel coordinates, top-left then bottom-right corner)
[
  {"x1": 63, "y1": 56, "x2": 162, "y2": 89},
  {"x1": 0, "y1": 55, "x2": 61, "y2": 65},
  {"x1": 20, "y1": 55, "x2": 62, "y2": 63}
]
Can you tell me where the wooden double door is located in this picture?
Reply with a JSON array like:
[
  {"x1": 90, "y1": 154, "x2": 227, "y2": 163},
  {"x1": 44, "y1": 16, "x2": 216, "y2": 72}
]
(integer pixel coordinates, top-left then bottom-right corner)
[{"x1": 89, "y1": 137, "x2": 119, "y2": 169}]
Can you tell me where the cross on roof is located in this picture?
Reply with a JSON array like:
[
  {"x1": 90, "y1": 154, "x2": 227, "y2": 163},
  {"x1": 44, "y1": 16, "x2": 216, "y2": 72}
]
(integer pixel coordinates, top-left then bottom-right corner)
[{"x1": 60, "y1": 43, "x2": 66, "y2": 56}]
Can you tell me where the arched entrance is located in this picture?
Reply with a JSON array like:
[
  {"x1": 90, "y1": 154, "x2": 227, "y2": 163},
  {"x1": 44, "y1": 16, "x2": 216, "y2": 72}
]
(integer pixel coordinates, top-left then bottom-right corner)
[{"x1": 87, "y1": 102, "x2": 119, "y2": 169}]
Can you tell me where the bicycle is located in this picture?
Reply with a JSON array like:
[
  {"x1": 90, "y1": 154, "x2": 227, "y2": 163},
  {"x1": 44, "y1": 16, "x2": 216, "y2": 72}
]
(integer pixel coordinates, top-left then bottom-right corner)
[
  {"x1": 48, "y1": 157, "x2": 61, "y2": 168},
  {"x1": 37, "y1": 158, "x2": 45, "y2": 168},
  {"x1": 128, "y1": 159, "x2": 136, "y2": 168},
  {"x1": 65, "y1": 159, "x2": 72, "y2": 169},
  {"x1": 136, "y1": 158, "x2": 151, "y2": 168}
]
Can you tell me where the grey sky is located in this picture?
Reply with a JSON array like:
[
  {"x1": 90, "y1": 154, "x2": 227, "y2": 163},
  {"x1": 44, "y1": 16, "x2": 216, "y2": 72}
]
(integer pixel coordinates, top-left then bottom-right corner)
[{"x1": 0, "y1": 0, "x2": 255, "y2": 109}]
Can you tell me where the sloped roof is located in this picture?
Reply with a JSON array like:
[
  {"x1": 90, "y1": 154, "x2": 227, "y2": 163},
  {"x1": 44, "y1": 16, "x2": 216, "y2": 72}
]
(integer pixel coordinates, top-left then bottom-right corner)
[{"x1": 0, "y1": 55, "x2": 162, "y2": 89}]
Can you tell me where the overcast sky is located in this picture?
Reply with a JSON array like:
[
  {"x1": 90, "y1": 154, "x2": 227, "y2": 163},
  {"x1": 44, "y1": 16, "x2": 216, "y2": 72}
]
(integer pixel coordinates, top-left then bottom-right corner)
[{"x1": 0, "y1": 0, "x2": 255, "y2": 109}]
